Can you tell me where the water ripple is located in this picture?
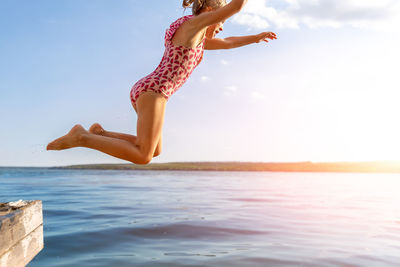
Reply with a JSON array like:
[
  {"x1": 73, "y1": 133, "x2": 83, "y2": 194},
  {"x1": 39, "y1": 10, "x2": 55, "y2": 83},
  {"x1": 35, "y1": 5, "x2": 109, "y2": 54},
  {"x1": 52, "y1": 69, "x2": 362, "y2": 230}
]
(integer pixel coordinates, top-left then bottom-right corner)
[{"x1": 2, "y1": 169, "x2": 400, "y2": 266}]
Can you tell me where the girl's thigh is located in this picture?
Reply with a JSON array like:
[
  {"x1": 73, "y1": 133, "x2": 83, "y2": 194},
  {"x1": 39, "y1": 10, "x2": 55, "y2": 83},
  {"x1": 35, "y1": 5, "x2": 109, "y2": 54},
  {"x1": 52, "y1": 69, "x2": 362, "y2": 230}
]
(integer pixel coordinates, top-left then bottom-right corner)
[{"x1": 135, "y1": 92, "x2": 167, "y2": 155}]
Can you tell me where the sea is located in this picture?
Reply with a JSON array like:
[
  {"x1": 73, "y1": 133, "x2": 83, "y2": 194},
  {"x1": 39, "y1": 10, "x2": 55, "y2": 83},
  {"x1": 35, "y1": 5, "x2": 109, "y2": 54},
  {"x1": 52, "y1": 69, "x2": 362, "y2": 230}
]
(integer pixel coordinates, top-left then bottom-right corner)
[{"x1": 1, "y1": 168, "x2": 400, "y2": 267}]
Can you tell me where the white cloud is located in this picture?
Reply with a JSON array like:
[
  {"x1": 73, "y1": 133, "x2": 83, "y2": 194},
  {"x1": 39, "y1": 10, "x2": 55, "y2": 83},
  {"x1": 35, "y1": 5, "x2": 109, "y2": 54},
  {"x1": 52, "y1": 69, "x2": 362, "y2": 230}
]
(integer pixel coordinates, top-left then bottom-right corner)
[
  {"x1": 232, "y1": 14, "x2": 270, "y2": 29},
  {"x1": 223, "y1": 85, "x2": 238, "y2": 96},
  {"x1": 200, "y1": 76, "x2": 210, "y2": 82},
  {"x1": 225, "y1": 85, "x2": 238, "y2": 91},
  {"x1": 220, "y1": 59, "x2": 229, "y2": 65},
  {"x1": 231, "y1": 0, "x2": 400, "y2": 32},
  {"x1": 250, "y1": 91, "x2": 265, "y2": 99}
]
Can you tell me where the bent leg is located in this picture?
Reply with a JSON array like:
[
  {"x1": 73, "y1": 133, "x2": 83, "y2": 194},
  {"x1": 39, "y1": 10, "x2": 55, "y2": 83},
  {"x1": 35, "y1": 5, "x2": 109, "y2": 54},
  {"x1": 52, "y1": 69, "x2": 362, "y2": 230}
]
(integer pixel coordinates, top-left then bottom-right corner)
[
  {"x1": 153, "y1": 135, "x2": 162, "y2": 157},
  {"x1": 47, "y1": 124, "x2": 153, "y2": 164},
  {"x1": 135, "y1": 92, "x2": 166, "y2": 160},
  {"x1": 79, "y1": 92, "x2": 165, "y2": 164},
  {"x1": 89, "y1": 124, "x2": 162, "y2": 157},
  {"x1": 47, "y1": 92, "x2": 166, "y2": 164}
]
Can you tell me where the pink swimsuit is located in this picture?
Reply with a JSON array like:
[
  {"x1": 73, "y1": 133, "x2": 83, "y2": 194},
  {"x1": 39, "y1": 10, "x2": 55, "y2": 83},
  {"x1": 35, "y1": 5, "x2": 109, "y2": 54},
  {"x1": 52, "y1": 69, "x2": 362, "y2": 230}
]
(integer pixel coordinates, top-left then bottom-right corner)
[{"x1": 130, "y1": 15, "x2": 205, "y2": 108}]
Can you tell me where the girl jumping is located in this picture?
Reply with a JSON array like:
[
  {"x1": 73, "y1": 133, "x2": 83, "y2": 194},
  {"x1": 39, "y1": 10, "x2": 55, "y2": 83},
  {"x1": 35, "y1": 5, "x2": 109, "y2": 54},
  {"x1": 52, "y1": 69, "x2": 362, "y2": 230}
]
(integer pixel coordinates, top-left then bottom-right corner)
[{"x1": 47, "y1": 0, "x2": 277, "y2": 164}]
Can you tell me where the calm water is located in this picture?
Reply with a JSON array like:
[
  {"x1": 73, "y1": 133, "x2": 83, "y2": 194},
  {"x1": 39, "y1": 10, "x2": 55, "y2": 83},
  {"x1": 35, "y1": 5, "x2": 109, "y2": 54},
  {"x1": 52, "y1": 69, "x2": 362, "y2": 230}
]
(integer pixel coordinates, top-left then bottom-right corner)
[{"x1": 1, "y1": 168, "x2": 400, "y2": 267}]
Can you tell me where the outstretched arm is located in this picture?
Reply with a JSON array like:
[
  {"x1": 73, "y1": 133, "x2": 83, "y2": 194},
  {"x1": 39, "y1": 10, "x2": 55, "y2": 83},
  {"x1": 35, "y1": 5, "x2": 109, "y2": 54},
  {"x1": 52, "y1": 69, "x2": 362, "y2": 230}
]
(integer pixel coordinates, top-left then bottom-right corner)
[
  {"x1": 205, "y1": 32, "x2": 277, "y2": 50},
  {"x1": 189, "y1": 0, "x2": 248, "y2": 30}
]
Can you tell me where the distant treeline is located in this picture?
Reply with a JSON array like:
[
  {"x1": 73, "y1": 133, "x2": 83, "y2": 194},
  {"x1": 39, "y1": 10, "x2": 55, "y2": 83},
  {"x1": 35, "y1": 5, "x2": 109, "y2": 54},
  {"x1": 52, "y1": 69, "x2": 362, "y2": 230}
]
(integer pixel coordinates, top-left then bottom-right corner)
[{"x1": 51, "y1": 161, "x2": 400, "y2": 173}]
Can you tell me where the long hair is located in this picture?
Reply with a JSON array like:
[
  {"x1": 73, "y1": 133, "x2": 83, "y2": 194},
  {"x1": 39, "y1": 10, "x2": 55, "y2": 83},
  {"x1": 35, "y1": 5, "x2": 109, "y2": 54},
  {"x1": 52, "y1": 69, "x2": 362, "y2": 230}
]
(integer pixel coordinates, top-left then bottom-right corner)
[{"x1": 182, "y1": 0, "x2": 227, "y2": 15}]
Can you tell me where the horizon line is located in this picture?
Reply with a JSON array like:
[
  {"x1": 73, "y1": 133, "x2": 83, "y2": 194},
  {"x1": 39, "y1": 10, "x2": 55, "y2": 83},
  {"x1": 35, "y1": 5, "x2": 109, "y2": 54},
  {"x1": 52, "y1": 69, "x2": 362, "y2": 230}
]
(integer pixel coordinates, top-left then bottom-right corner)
[{"x1": 2, "y1": 160, "x2": 400, "y2": 169}]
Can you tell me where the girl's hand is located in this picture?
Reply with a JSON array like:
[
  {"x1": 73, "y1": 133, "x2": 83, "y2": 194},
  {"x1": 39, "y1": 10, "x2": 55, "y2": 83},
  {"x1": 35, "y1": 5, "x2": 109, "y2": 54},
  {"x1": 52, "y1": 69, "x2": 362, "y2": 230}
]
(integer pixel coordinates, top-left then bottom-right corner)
[{"x1": 255, "y1": 32, "x2": 277, "y2": 43}]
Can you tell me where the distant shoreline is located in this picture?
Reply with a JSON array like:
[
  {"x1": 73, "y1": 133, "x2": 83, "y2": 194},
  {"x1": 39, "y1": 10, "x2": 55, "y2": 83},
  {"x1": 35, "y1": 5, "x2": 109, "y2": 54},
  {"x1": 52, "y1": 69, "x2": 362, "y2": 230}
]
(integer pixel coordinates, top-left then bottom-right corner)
[{"x1": 35, "y1": 161, "x2": 400, "y2": 173}]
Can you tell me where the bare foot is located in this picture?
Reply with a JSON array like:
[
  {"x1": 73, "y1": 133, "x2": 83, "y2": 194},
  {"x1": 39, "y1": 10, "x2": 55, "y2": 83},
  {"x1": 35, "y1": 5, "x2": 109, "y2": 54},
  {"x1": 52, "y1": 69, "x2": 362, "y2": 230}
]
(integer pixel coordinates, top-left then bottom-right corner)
[
  {"x1": 47, "y1": 124, "x2": 88, "y2": 150},
  {"x1": 89, "y1": 123, "x2": 105, "y2": 135}
]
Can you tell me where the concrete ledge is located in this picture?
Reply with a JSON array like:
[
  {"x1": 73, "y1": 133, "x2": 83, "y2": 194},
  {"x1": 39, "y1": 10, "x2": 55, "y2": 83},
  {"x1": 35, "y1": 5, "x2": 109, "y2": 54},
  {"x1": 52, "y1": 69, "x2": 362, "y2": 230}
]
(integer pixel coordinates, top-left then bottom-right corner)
[{"x1": 0, "y1": 201, "x2": 43, "y2": 267}]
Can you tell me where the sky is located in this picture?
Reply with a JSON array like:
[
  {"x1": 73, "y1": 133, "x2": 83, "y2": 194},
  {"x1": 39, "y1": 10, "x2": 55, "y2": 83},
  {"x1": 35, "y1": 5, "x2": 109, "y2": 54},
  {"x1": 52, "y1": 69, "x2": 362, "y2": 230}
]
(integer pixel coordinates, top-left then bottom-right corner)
[{"x1": 1, "y1": 0, "x2": 400, "y2": 167}]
